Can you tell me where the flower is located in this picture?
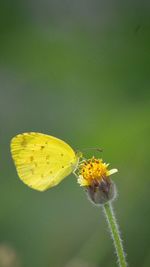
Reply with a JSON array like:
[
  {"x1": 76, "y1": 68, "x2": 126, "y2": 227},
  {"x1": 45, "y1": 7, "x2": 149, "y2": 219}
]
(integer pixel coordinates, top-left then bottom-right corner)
[
  {"x1": 77, "y1": 157, "x2": 118, "y2": 205},
  {"x1": 78, "y1": 157, "x2": 118, "y2": 187}
]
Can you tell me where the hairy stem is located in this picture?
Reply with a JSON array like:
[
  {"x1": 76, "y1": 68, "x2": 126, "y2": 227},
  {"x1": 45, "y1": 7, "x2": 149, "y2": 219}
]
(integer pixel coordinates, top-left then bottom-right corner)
[{"x1": 103, "y1": 202, "x2": 127, "y2": 267}]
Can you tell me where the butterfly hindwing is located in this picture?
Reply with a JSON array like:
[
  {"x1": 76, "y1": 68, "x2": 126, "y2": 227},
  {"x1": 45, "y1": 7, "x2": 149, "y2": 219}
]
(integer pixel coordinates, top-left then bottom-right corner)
[{"x1": 11, "y1": 132, "x2": 78, "y2": 191}]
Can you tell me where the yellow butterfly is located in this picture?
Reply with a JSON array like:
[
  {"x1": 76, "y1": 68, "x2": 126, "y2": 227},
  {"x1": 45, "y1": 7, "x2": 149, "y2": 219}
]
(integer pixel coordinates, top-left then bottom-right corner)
[{"x1": 10, "y1": 132, "x2": 80, "y2": 191}]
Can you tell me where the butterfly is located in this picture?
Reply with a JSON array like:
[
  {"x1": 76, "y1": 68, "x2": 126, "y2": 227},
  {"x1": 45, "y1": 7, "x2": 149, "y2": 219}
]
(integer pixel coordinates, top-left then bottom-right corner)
[{"x1": 10, "y1": 132, "x2": 80, "y2": 191}]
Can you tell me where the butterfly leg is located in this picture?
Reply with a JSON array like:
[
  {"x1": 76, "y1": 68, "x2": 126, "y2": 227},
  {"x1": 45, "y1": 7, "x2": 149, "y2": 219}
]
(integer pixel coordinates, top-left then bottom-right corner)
[{"x1": 73, "y1": 169, "x2": 79, "y2": 179}]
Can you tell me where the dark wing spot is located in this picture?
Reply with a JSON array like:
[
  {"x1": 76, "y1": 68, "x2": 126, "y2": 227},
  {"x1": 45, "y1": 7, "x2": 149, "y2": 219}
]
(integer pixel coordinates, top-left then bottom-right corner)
[
  {"x1": 50, "y1": 171, "x2": 53, "y2": 174},
  {"x1": 41, "y1": 145, "x2": 45, "y2": 149},
  {"x1": 62, "y1": 166, "x2": 64, "y2": 168},
  {"x1": 30, "y1": 156, "x2": 34, "y2": 161},
  {"x1": 61, "y1": 153, "x2": 64, "y2": 157},
  {"x1": 46, "y1": 161, "x2": 49, "y2": 165},
  {"x1": 21, "y1": 137, "x2": 27, "y2": 147}
]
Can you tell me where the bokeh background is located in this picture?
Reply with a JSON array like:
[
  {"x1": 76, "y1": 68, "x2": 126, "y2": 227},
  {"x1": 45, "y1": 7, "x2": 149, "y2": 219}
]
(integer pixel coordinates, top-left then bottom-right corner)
[{"x1": 0, "y1": 1, "x2": 150, "y2": 267}]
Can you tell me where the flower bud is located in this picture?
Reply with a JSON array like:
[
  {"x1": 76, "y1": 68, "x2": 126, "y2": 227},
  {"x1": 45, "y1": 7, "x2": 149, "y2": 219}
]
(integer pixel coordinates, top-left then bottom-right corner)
[{"x1": 86, "y1": 178, "x2": 117, "y2": 205}]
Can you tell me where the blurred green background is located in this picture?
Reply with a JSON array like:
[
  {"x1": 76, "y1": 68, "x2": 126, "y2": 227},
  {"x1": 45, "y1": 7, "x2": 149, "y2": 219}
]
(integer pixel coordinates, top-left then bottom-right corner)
[{"x1": 0, "y1": 1, "x2": 150, "y2": 267}]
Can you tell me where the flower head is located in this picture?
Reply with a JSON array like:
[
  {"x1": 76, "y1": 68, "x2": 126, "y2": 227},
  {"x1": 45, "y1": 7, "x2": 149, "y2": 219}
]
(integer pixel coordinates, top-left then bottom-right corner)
[
  {"x1": 77, "y1": 157, "x2": 118, "y2": 205},
  {"x1": 78, "y1": 157, "x2": 118, "y2": 187}
]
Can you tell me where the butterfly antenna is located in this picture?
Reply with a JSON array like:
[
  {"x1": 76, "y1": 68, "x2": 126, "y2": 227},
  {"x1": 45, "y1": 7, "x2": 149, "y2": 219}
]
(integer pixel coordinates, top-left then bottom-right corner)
[{"x1": 82, "y1": 147, "x2": 103, "y2": 153}]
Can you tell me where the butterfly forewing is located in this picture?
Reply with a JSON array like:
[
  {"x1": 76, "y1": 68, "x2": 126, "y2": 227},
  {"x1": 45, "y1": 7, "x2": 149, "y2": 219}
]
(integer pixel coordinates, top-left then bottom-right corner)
[{"x1": 11, "y1": 132, "x2": 78, "y2": 191}]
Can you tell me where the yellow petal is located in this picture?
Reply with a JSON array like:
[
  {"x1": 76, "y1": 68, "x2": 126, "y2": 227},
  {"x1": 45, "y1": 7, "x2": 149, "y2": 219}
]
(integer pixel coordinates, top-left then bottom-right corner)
[
  {"x1": 77, "y1": 175, "x2": 89, "y2": 186},
  {"x1": 107, "y1": 168, "x2": 118, "y2": 176}
]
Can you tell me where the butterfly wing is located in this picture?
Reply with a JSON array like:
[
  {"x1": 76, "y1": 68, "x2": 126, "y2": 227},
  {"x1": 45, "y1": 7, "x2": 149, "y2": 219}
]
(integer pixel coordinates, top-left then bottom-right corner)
[{"x1": 10, "y1": 132, "x2": 78, "y2": 191}]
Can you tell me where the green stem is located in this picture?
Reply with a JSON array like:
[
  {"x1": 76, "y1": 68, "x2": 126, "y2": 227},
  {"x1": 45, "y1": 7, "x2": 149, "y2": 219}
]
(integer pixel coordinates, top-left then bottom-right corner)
[{"x1": 103, "y1": 202, "x2": 127, "y2": 267}]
